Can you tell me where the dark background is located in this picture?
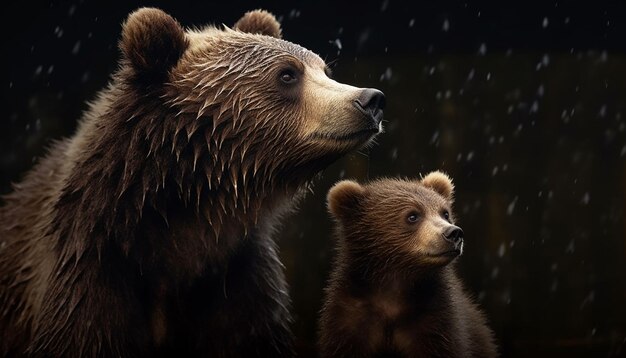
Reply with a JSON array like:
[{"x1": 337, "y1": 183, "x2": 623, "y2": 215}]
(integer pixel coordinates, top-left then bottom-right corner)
[{"x1": 1, "y1": 1, "x2": 625, "y2": 357}]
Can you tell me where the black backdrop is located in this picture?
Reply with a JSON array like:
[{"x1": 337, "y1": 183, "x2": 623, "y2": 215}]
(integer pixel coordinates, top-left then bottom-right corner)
[{"x1": 1, "y1": 1, "x2": 626, "y2": 356}]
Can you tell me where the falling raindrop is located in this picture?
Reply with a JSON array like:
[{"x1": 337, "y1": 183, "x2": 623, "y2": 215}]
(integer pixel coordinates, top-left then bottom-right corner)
[
  {"x1": 467, "y1": 68, "x2": 475, "y2": 81},
  {"x1": 507, "y1": 197, "x2": 518, "y2": 215},
  {"x1": 490, "y1": 266, "x2": 499, "y2": 279},
  {"x1": 581, "y1": 192, "x2": 590, "y2": 205},
  {"x1": 497, "y1": 243, "x2": 506, "y2": 257},
  {"x1": 478, "y1": 43, "x2": 487, "y2": 56},
  {"x1": 72, "y1": 41, "x2": 81, "y2": 55},
  {"x1": 442, "y1": 19, "x2": 450, "y2": 32}
]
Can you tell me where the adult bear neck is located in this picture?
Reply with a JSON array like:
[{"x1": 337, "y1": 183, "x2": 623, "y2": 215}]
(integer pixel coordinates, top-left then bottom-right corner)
[{"x1": 51, "y1": 76, "x2": 306, "y2": 279}]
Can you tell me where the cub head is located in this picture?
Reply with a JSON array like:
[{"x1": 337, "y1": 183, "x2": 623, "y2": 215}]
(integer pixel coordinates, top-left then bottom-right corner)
[
  {"x1": 117, "y1": 8, "x2": 385, "y2": 193},
  {"x1": 327, "y1": 171, "x2": 463, "y2": 272}
]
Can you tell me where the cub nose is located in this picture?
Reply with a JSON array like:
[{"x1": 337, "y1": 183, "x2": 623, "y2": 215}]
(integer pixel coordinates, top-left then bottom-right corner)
[
  {"x1": 355, "y1": 88, "x2": 386, "y2": 125},
  {"x1": 443, "y1": 225, "x2": 464, "y2": 245}
]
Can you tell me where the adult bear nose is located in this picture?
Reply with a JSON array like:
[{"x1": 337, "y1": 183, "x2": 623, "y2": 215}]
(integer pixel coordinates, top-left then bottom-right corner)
[
  {"x1": 443, "y1": 225, "x2": 464, "y2": 246},
  {"x1": 355, "y1": 88, "x2": 385, "y2": 125}
]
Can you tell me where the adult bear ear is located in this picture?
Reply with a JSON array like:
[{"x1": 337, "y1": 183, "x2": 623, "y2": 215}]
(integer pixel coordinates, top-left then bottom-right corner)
[
  {"x1": 327, "y1": 180, "x2": 365, "y2": 222},
  {"x1": 120, "y1": 8, "x2": 188, "y2": 79},
  {"x1": 421, "y1": 171, "x2": 455, "y2": 200},
  {"x1": 233, "y1": 9, "x2": 282, "y2": 38}
]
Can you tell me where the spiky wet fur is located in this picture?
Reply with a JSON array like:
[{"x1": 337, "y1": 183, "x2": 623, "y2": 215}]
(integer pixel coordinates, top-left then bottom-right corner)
[
  {"x1": 0, "y1": 9, "x2": 367, "y2": 357},
  {"x1": 318, "y1": 177, "x2": 497, "y2": 357}
]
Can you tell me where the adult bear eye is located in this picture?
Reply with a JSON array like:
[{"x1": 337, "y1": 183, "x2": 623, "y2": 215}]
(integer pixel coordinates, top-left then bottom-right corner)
[
  {"x1": 443, "y1": 210, "x2": 450, "y2": 222},
  {"x1": 279, "y1": 69, "x2": 297, "y2": 84},
  {"x1": 407, "y1": 212, "x2": 419, "y2": 224}
]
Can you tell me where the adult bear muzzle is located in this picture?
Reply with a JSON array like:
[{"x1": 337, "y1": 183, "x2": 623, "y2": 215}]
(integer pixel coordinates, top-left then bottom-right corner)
[{"x1": 354, "y1": 88, "x2": 385, "y2": 127}]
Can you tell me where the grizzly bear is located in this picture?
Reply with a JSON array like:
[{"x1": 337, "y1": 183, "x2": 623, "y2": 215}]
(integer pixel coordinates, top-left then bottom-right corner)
[
  {"x1": 0, "y1": 8, "x2": 385, "y2": 357},
  {"x1": 318, "y1": 172, "x2": 497, "y2": 357}
]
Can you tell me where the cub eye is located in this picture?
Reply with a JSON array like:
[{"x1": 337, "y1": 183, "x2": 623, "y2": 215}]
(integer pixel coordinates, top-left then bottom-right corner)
[
  {"x1": 407, "y1": 212, "x2": 420, "y2": 224},
  {"x1": 279, "y1": 69, "x2": 297, "y2": 84},
  {"x1": 443, "y1": 211, "x2": 450, "y2": 221}
]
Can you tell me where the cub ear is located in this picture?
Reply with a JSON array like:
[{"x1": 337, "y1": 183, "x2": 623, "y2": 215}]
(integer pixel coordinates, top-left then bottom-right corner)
[
  {"x1": 327, "y1": 180, "x2": 365, "y2": 221},
  {"x1": 120, "y1": 8, "x2": 188, "y2": 78},
  {"x1": 234, "y1": 9, "x2": 282, "y2": 38},
  {"x1": 421, "y1": 171, "x2": 455, "y2": 200}
]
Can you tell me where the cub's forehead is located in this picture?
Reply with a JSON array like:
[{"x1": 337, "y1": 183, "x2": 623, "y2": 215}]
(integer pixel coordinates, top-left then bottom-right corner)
[
  {"x1": 365, "y1": 180, "x2": 448, "y2": 208},
  {"x1": 186, "y1": 27, "x2": 325, "y2": 67}
]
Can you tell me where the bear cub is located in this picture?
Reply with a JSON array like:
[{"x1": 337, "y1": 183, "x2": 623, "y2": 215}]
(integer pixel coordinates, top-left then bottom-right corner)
[{"x1": 319, "y1": 172, "x2": 497, "y2": 357}]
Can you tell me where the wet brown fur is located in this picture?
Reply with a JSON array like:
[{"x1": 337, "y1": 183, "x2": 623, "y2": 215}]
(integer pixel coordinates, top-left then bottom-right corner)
[
  {"x1": 0, "y1": 8, "x2": 381, "y2": 357},
  {"x1": 319, "y1": 173, "x2": 497, "y2": 357}
]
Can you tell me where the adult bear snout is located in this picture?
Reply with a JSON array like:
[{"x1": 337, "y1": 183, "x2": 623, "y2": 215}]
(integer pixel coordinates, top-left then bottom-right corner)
[
  {"x1": 443, "y1": 225, "x2": 464, "y2": 246},
  {"x1": 354, "y1": 88, "x2": 385, "y2": 125}
]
